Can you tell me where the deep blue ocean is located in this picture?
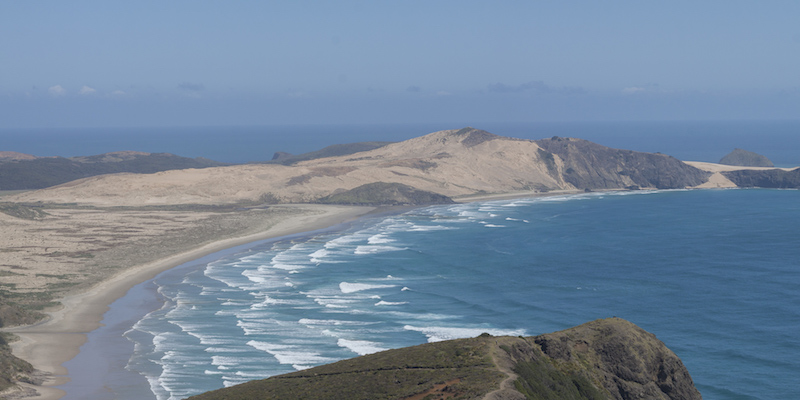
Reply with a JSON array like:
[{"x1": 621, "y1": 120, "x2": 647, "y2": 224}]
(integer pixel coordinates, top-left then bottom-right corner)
[{"x1": 4, "y1": 122, "x2": 797, "y2": 399}]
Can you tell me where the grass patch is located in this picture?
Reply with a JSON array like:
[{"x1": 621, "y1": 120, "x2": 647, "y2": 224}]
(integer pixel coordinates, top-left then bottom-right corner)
[
  {"x1": 34, "y1": 273, "x2": 72, "y2": 279},
  {"x1": 46, "y1": 251, "x2": 95, "y2": 259},
  {"x1": 0, "y1": 203, "x2": 49, "y2": 220},
  {"x1": 189, "y1": 337, "x2": 505, "y2": 400}
]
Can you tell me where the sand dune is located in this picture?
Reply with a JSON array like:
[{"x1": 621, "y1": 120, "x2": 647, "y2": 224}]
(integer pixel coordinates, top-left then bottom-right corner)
[{"x1": 9, "y1": 129, "x2": 568, "y2": 206}]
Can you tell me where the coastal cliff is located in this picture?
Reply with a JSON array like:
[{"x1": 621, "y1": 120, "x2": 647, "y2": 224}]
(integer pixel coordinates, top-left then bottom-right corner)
[
  {"x1": 188, "y1": 318, "x2": 701, "y2": 400},
  {"x1": 535, "y1": 137, "x2": 710, "y2": 190}
]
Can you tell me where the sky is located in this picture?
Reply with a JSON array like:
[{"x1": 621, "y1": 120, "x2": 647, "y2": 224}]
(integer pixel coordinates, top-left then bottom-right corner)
[{"x1": 2, "y1": 1, "x2": 799, "y2": 128}]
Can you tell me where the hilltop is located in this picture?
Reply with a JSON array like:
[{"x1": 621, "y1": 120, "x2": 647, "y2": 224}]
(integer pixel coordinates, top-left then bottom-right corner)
[
  {"x1": 718, "y1": 148, "x2": 774, "y2": 168},
  {"x1": 188, "y1": 318, "x2": 701, "y2": 400}
]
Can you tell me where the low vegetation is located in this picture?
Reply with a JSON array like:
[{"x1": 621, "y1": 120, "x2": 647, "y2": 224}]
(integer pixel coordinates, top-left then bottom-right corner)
[
  {"x1": 189, "y1": 336, "x2": 505, "y2": 400},
  {"x1": 317, "y1": 182, "x2": 455, "y2": 206},
  {"x1": 188, "y1": 318, "x2": 701, "y2": 400},
  {"x1": 0, "y1": 152, "x2": 225, "y2": 190},
  {"x1": 0, "y1": 333, "x2": 35, "y2": 393},
  {"x1": 266, "y1": 142, "x2": 394, "y2": 165}
]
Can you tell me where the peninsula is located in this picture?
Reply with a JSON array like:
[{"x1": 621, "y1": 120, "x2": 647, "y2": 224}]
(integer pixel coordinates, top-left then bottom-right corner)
[{"x1": 2, "y1": 127, "x2": 793, "y2": 398}]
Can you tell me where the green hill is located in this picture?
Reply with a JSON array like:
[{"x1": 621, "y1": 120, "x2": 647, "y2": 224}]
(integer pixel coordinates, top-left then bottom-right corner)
[{"x1": 188, "y1": 318, "x2": 701, "y2": 400}]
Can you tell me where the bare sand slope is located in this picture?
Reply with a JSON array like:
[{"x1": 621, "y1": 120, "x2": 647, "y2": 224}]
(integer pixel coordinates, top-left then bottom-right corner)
[{"x1": 9, "y1": 129, "x2": 570, "y2": 206}]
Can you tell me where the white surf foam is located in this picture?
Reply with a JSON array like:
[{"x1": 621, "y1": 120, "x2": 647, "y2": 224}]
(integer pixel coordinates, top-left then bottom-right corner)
[
  {"x1": 368, "y1": 233, "x2": 395, "y2": 244},
  {"x1": 403, "y1": 325, "x2": 527, "y2": 342},
  {"x1": 298, "y1": 318, "x2": 376, "y2": 326},
  {"x1": 354, "y1": 245, "x2": 407, "y2": 255},
  {"x1": 375, "y1": 300, "x2": 408, "y2": 306},
  {"x1": 409, "y1": 224, "x2": 453, "y2": 231},
  {"x1": 339, "y1": 282, "x2": 397, "y2": 293},
  {"x1": 246, "y1": 340, "x2": 335, "y2": 369},
  {"x1": 337, "y1": 339, "x2": 387, "y2": 355}
]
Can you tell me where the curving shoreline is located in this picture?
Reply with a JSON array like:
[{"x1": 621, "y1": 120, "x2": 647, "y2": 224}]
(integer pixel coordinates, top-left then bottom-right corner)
[{"x1": 4, "y1": 204, "x2": 375, "y2": 400}]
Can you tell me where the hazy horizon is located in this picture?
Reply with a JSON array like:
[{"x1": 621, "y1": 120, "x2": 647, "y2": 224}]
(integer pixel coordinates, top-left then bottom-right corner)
[{"x1": 3, "y1": 1, "x2": 799, "y2": 129}]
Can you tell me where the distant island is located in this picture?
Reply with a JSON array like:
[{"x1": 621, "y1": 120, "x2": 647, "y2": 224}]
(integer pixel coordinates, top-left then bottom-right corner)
[
  {"x1": 719, "y1": 148, "x2": 774, "y2": 167},
  {"x1": 2, "y1": 127, "x2": 797, "y2": 399}
]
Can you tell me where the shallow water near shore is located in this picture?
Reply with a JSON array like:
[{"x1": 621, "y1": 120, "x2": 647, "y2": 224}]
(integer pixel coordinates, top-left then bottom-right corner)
[{"x1": 71, "y1": 188, "x2": 800, "y2": 400}]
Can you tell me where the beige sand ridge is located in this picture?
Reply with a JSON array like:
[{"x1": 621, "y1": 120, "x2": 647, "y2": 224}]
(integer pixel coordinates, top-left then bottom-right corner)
[{"x1": 8, "y1": 129, "x2": 570, "y2": 207}]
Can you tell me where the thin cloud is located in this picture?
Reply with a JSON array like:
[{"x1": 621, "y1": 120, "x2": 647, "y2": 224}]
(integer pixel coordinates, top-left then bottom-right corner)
[
  {"x1": 622, "y1": 86, "x2": 646, "y2": 94},
  {"x1": 48, "y1": 85, "x2": 66, "y2": 97},
  {"x1": 178, "y1": 82, "x2": 205, "y2": 91},
  {"x1": 79, "y1": 85, "x2": 97, "y2": 95},
  {"x1": 287, "y1": 90, "x2": 308, "y2": 98},
  {"x1": 488, "y1": 81, "x2": 585, "y2": 95},
  {"x1": 406, "y1": 85, "x2": 422, "y2": 93}
]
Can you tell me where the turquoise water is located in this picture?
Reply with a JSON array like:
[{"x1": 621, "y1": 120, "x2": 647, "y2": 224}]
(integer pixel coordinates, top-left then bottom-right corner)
[{"x1": 111, "y1": 189, "x2": 799, "y2": 400}]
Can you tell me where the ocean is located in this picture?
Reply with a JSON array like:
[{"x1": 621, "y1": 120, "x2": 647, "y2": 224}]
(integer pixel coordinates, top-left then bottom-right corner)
[
  {"x1": 61, "y1": 189, "x2": 799, "y2": 400},
  {"x1": 2, "y1": 120, "x2": 800, "y2": 167},
  {"x1": 4, "y1": 122, "x2": 798, "y2": 399}
]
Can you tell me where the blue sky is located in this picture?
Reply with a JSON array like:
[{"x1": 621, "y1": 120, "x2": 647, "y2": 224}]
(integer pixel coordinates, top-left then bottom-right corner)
[{"x1": 2, "y1": 1, "x2": 799, "y2": 128}]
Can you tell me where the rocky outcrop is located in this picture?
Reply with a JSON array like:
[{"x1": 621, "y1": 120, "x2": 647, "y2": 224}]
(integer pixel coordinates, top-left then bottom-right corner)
[
  {"x1": 719, "y1": 149, "x2": 774, "y2": 167},
  {"x1": 188, "y1": 318, "x2": 701, "y2": 400},
  {"x1": 535, "y1": 137, "x2": 711, "y2": 190},
  {"x1": 527, "y1": 318, "x2": 701, "y2": 400}
]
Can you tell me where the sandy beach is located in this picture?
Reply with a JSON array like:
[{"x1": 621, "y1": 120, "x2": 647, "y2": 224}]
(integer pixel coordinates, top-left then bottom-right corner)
[{"x1": 2, "y1": 204, "x2": 374, "y2": 400}]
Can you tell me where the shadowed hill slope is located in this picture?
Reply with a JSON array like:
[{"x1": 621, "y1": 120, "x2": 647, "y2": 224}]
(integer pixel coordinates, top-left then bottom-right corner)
[
  {"x1": 317, "y1": 182, "x2": 455, "y2": 206},
  {"x1": 535, "y1": 137, "x2": 711, "y2": 190},
  {"x1": 187, "y1": 318, "x2": 701, "y2": 400},
  {"x1": 266, "y1": 141, "x2": 394, "y2": 165},
  {"x1": 722, "y1": 168, "x2": 800, "y2": 188}
]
